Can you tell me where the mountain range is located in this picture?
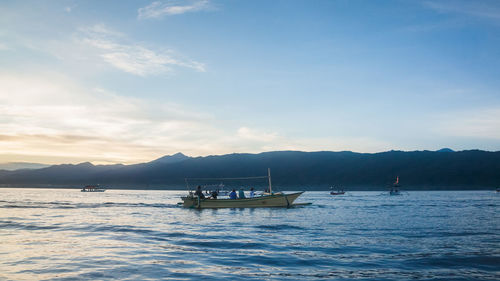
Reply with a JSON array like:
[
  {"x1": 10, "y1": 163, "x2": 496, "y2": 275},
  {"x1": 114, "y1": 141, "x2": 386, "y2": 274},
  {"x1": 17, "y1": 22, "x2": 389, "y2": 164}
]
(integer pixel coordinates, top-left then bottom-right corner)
[
  {"x1": 1, "y1": 150, "x2": 499, "y2": 190},
  {"x1": 0, "y1": 162, "x2": 51, "y2": 171}
]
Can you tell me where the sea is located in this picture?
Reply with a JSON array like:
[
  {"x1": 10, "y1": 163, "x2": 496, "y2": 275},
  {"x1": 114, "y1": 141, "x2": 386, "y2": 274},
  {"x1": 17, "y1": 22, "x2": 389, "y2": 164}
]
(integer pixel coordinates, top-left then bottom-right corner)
[{"x1": 0, "y1": 188, "x2": 499, "y2": 281}]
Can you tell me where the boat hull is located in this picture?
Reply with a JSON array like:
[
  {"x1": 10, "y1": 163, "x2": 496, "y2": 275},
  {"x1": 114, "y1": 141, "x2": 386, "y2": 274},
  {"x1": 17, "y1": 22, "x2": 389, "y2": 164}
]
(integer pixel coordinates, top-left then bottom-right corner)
[
  {"x1": 181, "y1": 192, "x2": 304, "y2": 209},
  {"x1": 330, "y1": 192, "x2": 345, "y2": 195}
]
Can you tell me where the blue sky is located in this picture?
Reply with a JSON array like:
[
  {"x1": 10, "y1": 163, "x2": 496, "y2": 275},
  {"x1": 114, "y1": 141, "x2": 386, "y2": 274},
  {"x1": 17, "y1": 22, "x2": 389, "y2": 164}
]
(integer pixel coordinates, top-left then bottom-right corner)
[{"x1": 1, "y1": 0, "x2": 499, "y2": 164}]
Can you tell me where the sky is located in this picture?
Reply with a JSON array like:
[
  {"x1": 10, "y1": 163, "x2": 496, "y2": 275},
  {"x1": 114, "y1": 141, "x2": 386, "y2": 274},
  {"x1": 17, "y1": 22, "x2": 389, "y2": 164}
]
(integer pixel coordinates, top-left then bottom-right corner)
[{"x1": 1, "y1": 0, "x2": 500, "y2": 165}]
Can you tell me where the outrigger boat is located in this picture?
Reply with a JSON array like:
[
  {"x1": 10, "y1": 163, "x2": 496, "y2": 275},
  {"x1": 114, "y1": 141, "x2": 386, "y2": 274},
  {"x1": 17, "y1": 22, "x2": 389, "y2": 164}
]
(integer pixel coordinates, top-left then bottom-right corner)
[
  {"x1": 181, "y1": 169, "x2": 305, "y2": 209},
  {"x1": 390, "y1": 176, "x2": 401, "y2": 195},
  {"x1": 81, "y1": 184, "x2": 106, "y2": 192}
]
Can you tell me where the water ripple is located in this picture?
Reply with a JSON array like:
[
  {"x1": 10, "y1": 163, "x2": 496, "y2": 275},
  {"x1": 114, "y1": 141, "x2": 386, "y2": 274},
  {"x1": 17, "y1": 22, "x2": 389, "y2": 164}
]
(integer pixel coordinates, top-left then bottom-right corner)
[{"x1": 0, "y1": 189, "x2": 499, "y2": 280}]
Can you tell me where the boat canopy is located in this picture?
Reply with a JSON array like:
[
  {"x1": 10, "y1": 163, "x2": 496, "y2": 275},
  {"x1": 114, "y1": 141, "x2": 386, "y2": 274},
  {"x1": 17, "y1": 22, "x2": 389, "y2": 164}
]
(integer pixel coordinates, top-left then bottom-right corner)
[{"x1": 184, "y1": 168, "x2": 274, "y2": 193}]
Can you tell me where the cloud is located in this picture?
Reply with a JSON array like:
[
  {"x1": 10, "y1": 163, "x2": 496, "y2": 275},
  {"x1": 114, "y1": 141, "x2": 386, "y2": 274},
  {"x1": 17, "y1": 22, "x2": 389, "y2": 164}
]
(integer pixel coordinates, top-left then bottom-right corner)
[
  {"x1": 138, "y1": 0, "x2": 210, "y2": 19},
  {"x1": 424, "y1": 0, "x2": 500, "y2": 22},
  {"x1": 435, "y1": 107, "x2": 500, "y2": 139},
  {"x1": 5, "y1": 23, "x2": 205, "y2": 76},
  {"x1": 227, "y1": 127, "x2": 393, "y2": 155},
  {"x1": 0, "y1": 71, "x2": 398, "y2": 164},
  {"x1": 0, "y1": 72, "x2": 213, "y2": 164},
  {"x1": 237, "y1": 127, "x2": 278, "y2": 142},
  {"x1": 77, "y1": 24, "x2": 205, "y2": 75}
]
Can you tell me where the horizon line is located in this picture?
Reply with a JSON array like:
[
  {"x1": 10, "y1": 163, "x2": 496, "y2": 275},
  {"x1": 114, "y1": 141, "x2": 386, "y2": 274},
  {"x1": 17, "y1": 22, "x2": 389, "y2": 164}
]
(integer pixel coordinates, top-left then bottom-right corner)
[{"x1": 2, "y1": 148, "x2": 500, "y2": 167}]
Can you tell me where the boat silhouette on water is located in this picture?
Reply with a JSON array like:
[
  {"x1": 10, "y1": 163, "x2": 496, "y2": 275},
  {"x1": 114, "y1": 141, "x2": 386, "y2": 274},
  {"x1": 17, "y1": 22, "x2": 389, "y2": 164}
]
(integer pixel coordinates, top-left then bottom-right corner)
[
  {"x1": 81, "y1": 184, "x2": 106, "y2": 192},
  {"x1": 330, "y1": 187, "x2": 345, "y2": 195},
  {"x1": 390, "y1": 176, "x2": 401, "y2": 195},
  {"x1": 330, "y1": 191, "x2": 345, "y2": 195},
  {"x1": 181, "y1": 168, "x2": 306, "y2": 209}
]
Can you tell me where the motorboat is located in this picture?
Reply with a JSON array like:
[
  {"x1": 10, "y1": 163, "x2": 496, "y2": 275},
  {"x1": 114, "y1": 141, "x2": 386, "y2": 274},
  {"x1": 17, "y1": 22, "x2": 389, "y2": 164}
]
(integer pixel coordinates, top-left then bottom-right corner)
[
  {"x1": 330, "y1": 191, "x2": 345, "y2": 195},
  {"x1": 330, "y1": 186, "x2": 345, "y2": 195},
  {"x1": 81, "y1": 184, "x2": 106, "y2": 192}
]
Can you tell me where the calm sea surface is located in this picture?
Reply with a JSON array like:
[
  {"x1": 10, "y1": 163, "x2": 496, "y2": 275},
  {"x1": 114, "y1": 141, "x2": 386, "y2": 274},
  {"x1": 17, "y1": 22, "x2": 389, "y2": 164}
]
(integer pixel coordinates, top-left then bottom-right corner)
[{"x1": 1, "y1": 189, "x2": 499, "y2": 281}]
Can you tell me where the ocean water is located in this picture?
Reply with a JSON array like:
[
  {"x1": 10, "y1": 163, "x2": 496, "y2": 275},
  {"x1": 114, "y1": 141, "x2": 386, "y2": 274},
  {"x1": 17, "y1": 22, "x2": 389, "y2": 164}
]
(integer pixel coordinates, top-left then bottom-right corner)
[{"x1": 0, "y1": 189, "x2": 499, "y2": 281}]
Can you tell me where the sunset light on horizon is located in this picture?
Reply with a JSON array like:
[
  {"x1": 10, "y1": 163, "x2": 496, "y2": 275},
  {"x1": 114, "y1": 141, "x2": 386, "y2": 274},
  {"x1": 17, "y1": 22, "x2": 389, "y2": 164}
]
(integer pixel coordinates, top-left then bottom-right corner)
[{"x1": 1, "y1": 0, "x2": 500, "y2": 165}]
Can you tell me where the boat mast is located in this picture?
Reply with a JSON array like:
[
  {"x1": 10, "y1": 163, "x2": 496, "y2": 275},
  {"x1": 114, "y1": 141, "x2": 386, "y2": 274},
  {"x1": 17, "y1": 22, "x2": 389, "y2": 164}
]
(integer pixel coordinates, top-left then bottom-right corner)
[{"x1": 268, "y1": 168, "x2": 272, "y2": 193}]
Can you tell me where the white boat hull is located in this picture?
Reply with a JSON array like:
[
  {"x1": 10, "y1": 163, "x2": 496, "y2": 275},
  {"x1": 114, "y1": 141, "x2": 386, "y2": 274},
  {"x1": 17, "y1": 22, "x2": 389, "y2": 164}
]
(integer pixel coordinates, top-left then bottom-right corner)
[{"x1": 181, "y1": 192, "x2": 304, "y2": 209}]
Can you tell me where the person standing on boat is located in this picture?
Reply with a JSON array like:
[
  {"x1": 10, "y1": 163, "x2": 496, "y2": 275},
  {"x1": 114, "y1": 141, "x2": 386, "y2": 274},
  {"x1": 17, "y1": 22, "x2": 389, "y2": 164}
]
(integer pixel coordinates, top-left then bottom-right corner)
[
  {"x1": 249, "y1": 187, "x2": 255, "y2": 198},
  {"x1": 238, "y1": 188, "x2": 246, "y2": 199},
  {"x1": 210, "y1": 190, "x2": 218, "y2": 199},
  {"x1": 194, "y1": 185, "x2": 205, "y2": 199},
  {"x1": 229, "y1": 189, "x2": 237, "y2": 199}
]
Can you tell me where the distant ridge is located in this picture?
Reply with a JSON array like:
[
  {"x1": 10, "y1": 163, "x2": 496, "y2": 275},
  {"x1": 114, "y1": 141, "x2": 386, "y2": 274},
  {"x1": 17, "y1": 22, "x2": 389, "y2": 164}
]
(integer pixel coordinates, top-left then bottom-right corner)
[
  {"x1": 0, "y1": 162, "x2": 50, "y2": 171},
  {"x1": 0, "y1": 150, "x2": 499, "y2": 190},
  {"x1": 150, "y1": 152, "x2": 190, "y2": 164},
  {"x1": 436, "y1": 148, "x2": 454, "y2": 152}
]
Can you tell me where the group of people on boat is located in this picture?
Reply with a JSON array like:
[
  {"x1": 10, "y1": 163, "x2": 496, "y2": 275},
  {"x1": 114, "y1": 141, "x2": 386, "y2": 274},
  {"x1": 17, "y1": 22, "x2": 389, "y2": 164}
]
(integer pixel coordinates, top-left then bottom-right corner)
[{"x1": 195, "y1": 186, "x2": 256, "y2": 200}]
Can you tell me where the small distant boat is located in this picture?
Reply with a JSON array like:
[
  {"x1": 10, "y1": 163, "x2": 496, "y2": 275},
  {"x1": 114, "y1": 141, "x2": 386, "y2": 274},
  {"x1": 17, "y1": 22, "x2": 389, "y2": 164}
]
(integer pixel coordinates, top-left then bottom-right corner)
[
  {"x1": 81, "y1": 184, "x2": 106, "y2": 192},
  {"x1": 390, "y1": 176, "x2": 401, "y2": 195},
  {"x1": 389, "y1": 190, "x2": 400, "y2": 195},
  {"x1": 330, "y1": 191, "x2": 345, "y2": 195},
  {"x1": 330, "y1": 187, "x2": 345, "y2": 195}
]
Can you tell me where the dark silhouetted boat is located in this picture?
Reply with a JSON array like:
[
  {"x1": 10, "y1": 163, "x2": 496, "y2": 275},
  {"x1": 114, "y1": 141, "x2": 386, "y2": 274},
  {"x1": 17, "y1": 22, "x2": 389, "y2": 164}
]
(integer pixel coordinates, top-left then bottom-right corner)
[
  {"x1": 81, "y1": 184, "x2": 106, "y2": 192},
  {"x1": 390, "y1": 176, "x2": 401, "y2": 195},
  {"x1": 330, "y1": 187, "x2": 345, "y2": 195}
]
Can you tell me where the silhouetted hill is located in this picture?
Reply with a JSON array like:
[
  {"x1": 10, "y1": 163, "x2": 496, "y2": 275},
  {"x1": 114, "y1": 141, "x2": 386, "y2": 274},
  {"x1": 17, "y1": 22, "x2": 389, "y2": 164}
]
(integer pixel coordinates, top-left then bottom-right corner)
[
  {"x1": 0, "y1": 162, "x2": 50, "y2": 171},
  {"x1": 436, "y1": 148, "x2": 454, "y2": 153},
  {"x1": 1, "y1": 150, "x2": 499, "y2": 190},
  {"x1": 149, "y1": 152, "x2": 190, "y2": 164}
]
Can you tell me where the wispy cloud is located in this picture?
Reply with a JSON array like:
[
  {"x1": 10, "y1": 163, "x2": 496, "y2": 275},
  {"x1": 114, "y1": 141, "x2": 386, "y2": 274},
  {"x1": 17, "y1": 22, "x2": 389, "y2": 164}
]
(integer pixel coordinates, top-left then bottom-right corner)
[
  {"x1": 237, "y1": 127, "x2": 278, "y2": 142},
  {"x1": 435, "y1": 107, "x2": 500, "y2": 139},
  {"x1": 0, "y1": 71, "x2": 396, "y2": 164},
  {"x1": 424, "y1": 0, "x2": 500, "y2": 22},
  {"x1": 138, "y1": 0, "x2": 211, "y2": 19},
  {"x1": 64, "y1": 4, "x2": 77, "y2": 13},
  {"x1": 0, "y1": 72, "x2": 213, "y2": 164},
  {"x1": 77, "y1": 24, "x2": 205, "y2": 75}
]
